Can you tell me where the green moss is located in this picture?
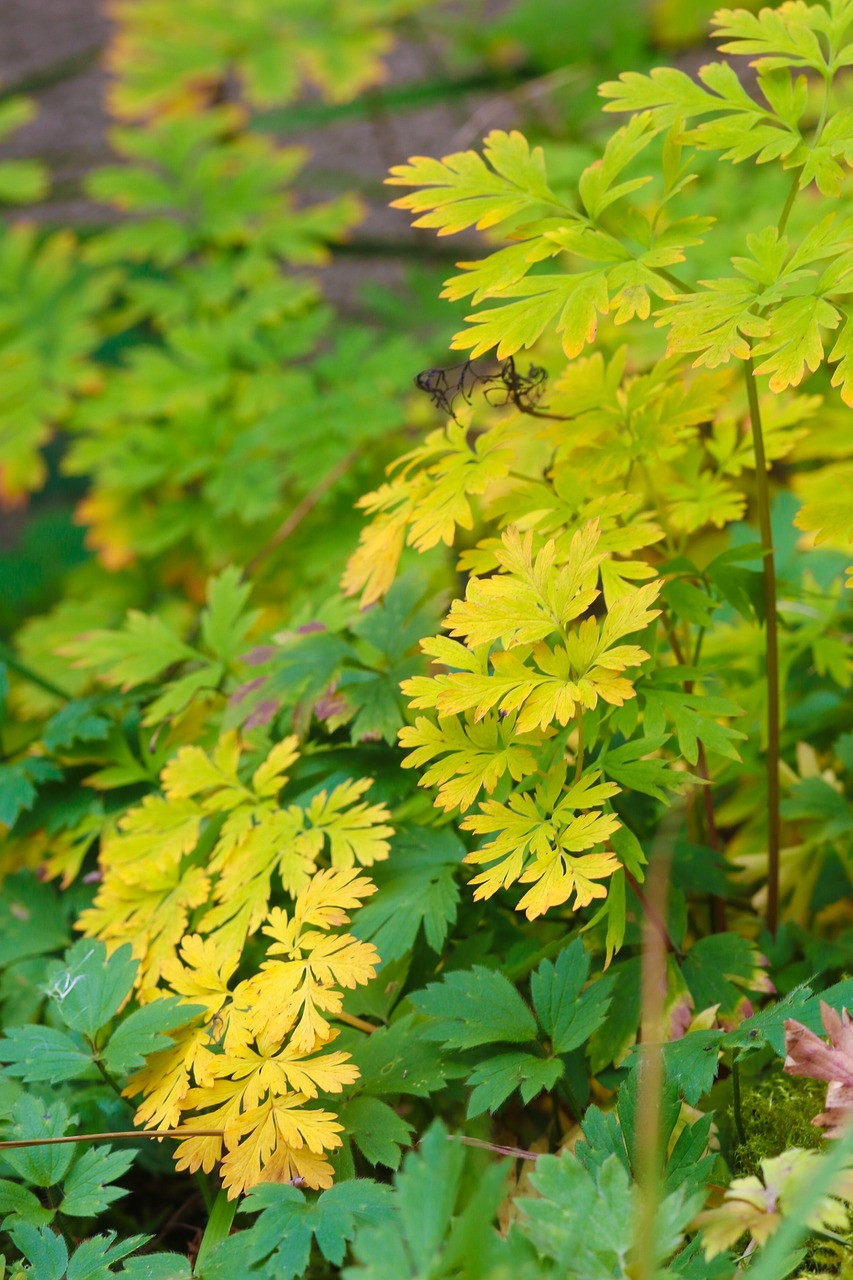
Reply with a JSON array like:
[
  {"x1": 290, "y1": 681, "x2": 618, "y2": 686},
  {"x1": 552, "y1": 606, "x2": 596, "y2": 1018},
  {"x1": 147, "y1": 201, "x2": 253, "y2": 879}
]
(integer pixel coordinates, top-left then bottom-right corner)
[{"x1": 733, "y1": 1072, "x2": 827, "y2": 1178}]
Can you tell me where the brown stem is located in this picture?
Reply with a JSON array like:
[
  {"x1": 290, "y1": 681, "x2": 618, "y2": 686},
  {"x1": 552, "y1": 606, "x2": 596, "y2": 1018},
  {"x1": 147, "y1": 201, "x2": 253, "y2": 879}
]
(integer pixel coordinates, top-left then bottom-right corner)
[
  {"x1": 446, "y1": 1134, "x2": 542, "y2": 1161},
  {"x1": 0, "y1": 1129, "x2": 224, "y2": 1149},
  {"x1": 246, "y1": 450, "x2": 359, "y2": 574}
]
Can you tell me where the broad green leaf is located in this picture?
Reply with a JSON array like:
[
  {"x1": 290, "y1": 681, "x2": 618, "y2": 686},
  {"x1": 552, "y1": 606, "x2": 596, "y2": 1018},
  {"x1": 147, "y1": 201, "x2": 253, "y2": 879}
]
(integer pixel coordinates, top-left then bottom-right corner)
[
  {"x1": 0, "y1": 1025, "x2": 93, "y2": 1084},
  {"x1": 60, "y1": 1146, "x2": 135, "y2": 1217},
  {"x1": 344, "y1": 1120, "x2": 511, "y2": 1280},
  {"x1": 212, "y1": 1180, "x2": 394, "y2": 1280},
  {"x1": 410, "y1": 966, "x2": 538, "y2": 1050},
  {"x1": 680, "y1": 933, "x2": 770, "y2": 1018},
  {"x1": 7, "y1": 1224, "x2": 67, "y2": 1280},
  {"x1": 121, "y1": 1254, "x2": 191, "y2": 1279},
  {"x1": 466, "y1": 1051, "x2": 562, "y2": 1117},
  {"x1": 659, "y1": 1030, "x2": 723, "y2": 1105},
  {"x1": 531, "y1": 940, "x2": 613, "y2": 1054},
  {"x1": 1, "y1": 1096, "x2": 77, "y2": 1188},
  {"x1": 340, "y1": 1096, "x2": 414, "y2": 1170},
  {"x1": 351, "y1": 827, "x2": 464, "y2": 961},
  {"x1": 102, "y1": 996, "x2": 205, "y2": 1076},
  {"x1": 0, "y1": 1178, "x2": 53, "y2": 1227},
  {"x1": 45, "y1": 940, "x2": 137, "y2": 1040},
  {"x1": 350, "y1": 1014, "x2": 448, "y2": 1098},
  {"x1": 0, "y1": 876, "x2": 69, "y2": 969},
  {"x1": 0, "y1": 758, "x2": 62, "y2": 827}
]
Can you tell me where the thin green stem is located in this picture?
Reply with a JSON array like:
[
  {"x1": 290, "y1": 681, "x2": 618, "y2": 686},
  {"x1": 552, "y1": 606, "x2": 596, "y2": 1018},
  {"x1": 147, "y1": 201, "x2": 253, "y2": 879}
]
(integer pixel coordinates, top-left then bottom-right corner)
[
  {"x1": 776, "y1": 171, "x2": 801, "y2": 237},
  {"x1": 0, "y1": 640, "x2": 70, "y2": 701},
  {"x1": 194, "y1": 1188, "x2": 238, "y2": 1271},
  {"x1": 778, "y1": 68, "x2": 831, "y2": 236},
  {"x1": 744, "y1": 357, "x2": 781, "y2": 936},
  {"x1": 731, "y1": 1050, "x2": 747, "y2": 1147},
  {"x1": 90, "y1": 1050, "x2": 127, "y2": 1102}
]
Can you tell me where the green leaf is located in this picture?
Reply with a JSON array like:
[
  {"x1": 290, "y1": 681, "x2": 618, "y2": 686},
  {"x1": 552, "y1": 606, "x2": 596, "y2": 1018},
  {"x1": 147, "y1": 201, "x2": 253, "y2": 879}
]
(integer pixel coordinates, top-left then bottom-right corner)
[
  {"x1": 120, "y1": 1253, "x2": 192, "y2": 1279},
  {"x1": 352, "y1": 827, "x2": 464, "y2": 962},
  {"x1": 466, "y1": 1051, "x2": 562, "y2": 1117},
  {"x1": 68, "y1": 1232, "x2": 150, "y2": 1280},
  {"x1": 67, "y1": 612, "x2": 198, "y2": 688},
  {"x1": 410, "y1": 966, "x2": 538, "y2": 1050},
  {"x1": 724, "y1": 978, "x2": 853, "y2": 1057},
  {"x1": 0, "y1": 1024, "x2": 93, "y2": 1084},
  {"x1": 643, "y1": 682, "x2": 747, "y2": 764},
  {"x1": 386, "y1": 131, "x2": 562, "y2": 237},
  {"x1": 530, "y1": 940, "x2": 613, "y2": 1054},
  {"x1": 0, "y1": 1177, "x2": 53, "y2": 1227},
  {"x1": 60, "y1": 1145, "x2": 135, "y2": 1217},
  {"x1": 7, "y1": 1223, "x2": 68, "y2": 1280},
  {"x1": 200, "y1": 567, "x2": 260, "y2": 664},
  {"x1": 1, "y1": 1096, "x2": 77, "y2": 1188},
  {"x1": 340, "y1": 1097, "x2": 414, "y2": 1170},
  {"x1": 102, "y1": 996, "x2": 204, "y2": 1076},
  {"x1": 600, "y1": 734, "x2": 685, "y2": 800},
  {"x1": 680, "y1": 933, "x2": 770, "y2": 1018},
  {"x1": 344, "y1": 1120, "x2": 511, "y2": 1280},
  {"x1": 518, "y1": 1153, "x2": 634, "y2": 1273},
  {"x1": 350, "y1": 1014, "x2": 448, "y2": 1098},
  {"x1": 45, "y1": 940, "x2": 137, "y2": 1040},
  {"x1": 0, "y1": 758, "x2": 62, "y2": 827},
  {"x1": 659, "y1": 1029, "x2": 723, "y2": 1106},
  {"x1": 213, "y1": 1180, "x2": 394, "y2": 1280},
  {"x1": 0, "y1": 873, "x2": 69, "y2": 967},
  {"x1": 42, "y1": 697, "x2": 114, "y2": 751}
]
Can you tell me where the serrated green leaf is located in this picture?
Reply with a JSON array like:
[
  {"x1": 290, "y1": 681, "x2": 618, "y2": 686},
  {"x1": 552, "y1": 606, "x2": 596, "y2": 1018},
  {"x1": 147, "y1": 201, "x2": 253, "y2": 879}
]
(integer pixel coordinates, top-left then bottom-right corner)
[
  {"x1": 0, "y1": 1178, "x2": 53, "y2": 1228},
  {"x1": 659, "y1": 1030, "x2": 723, "y2": 1105},
  {"x1": 68, "y1": 1232, "x2": 150, "y2": 1280},
  {"x1": 1, "y1": 1096, "x2": 77, "y2": 1188},
  {"x1": 200, "y1": 567, "x2": 260, "y2": 664},
  {"x1": 42, "y1": 697, "x2": 114, "y2": 751},
  {"x1": 351, "y1": 1014, "x2": 448, "y2": 1098},
  {"x1": 0, "y1": 758, "x2": 62, "y2": 827},
  {"x1": 60, "y1": 1146, "x2": 134, "y2": 1217},
  {"x1": 531, "y1": 939, "x2": 613, "y2": 1054},
  {"x1": 344, "y1": 1120, "x2": 511, "y2": 1280},
  {"x1": 600, "y1": 734, "x2": 684, "y2": 800},
  {"x1": 217, "y1": 1180, "x2": 394, "y2": 1280},
  {"x1": 410, "y1": 966, "x2": 538, "y2": 1050},
  {"x1": 102, "y1": 996, "x2": 204, "y2": 1077},
  {"x1": 467, "y1": 1051, "x2": 562, "y2": 1117},
  {"x1": 45, "y1": 940, "x2": 137, "y2": 1040},
  {"x1": 341, "y1": 1096, "x2": 413, "y2": 1170},
  {"x1": 0, "y1": 1024, "x2": 93, "y2": 1084},
  {"x1": 7, "y1": 1223, "x2": 68, "y2": 1280},
  {"x1": 352, "y1": 827, "x2": 463, "y2": 961}
]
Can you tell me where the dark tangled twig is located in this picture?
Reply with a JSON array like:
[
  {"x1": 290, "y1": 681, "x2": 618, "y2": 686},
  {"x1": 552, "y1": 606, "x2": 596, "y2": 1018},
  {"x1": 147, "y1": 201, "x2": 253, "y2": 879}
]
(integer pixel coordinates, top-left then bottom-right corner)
[{"x1": 415, "y1": 356, "x2": 568, "y2": 421}]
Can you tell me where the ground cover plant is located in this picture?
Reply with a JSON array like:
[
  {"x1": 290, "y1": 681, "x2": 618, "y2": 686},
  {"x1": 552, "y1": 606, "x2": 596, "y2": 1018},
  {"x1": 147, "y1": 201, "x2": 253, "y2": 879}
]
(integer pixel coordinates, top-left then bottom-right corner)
[{"x1": 5, "y1": 0, "x2": 853, "y2": 1276}]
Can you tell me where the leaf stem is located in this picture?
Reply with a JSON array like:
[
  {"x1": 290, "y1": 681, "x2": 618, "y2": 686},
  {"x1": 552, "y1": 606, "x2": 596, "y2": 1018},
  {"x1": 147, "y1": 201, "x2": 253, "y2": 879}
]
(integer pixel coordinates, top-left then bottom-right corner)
[
  {"x1": 731, "y1": 1050, "x2": 747, "y2": 1147},
  {"x1": 334, "y1": 1010, "x2": 379, "y2": 1034},
  {"x1": 0, "y1": 1128, "x2": 224, "y2": 1149},
  {"x1": 0, "y1": 640, "x2": 71, "y2": 701},
  {"x1": 574, "y1": 710, "x2": 585, "y2": 782},
  {"x1": 776, "y1": 172, "x2": 801, "y2": 237},
  {"x1": 744, "y1": 357, "x2": 780, "y2": 936}
]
